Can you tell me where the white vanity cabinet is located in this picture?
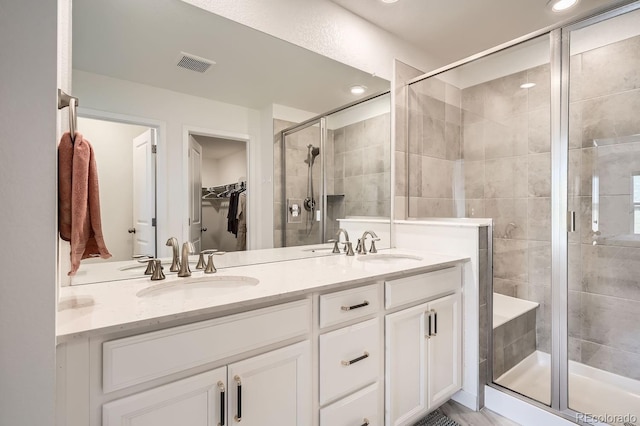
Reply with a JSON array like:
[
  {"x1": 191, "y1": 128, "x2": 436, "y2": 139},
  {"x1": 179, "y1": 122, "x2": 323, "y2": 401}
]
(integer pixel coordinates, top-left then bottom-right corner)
[
  {"x1": 384, "y1": 267, "x2": 462, "y2": 426},
  {"x1": 103, "y1": 367, "x2": 227, "y2": 426},
  {"x1": 102, "y1": 341, "x2": 311, "y2": 426},
  {"x1": 226, "y1": 341, "x2": 311, "y2": 425},
  {"x1": 57, "y1": 259, "x2": 466, "y2": 426},
  {"x1": 318, "y1": 284, "x2": 383, "y2": 426}
]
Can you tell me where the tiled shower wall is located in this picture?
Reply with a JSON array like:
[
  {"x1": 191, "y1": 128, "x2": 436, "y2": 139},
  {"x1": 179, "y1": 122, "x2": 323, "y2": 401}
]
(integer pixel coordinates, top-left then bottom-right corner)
[
  {"x1": 274, "y1": 113, "x2": 391, "y2": 247},
  {"x1": 407, "y1": 78, "x2": 462, "y2": 217},
  {"x1": 461, "y1": 64, "x2": 553, "y2": 357},
  {"x1": 407, "y1": 64, "x2": 553, "y2": 355},
  {"x1": 406, "y1": 33, "x2": 640, "y2": 380},
  {"x1": 332, "y1": 113, "x2": 391, "y2": 220},
  {"x1": 567, "y1": 34, "x2": 640, "y2": 380}
]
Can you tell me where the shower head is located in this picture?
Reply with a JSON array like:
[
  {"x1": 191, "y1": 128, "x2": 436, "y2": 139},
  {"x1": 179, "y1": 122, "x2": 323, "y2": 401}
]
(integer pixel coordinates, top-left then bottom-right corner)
[{"x1": 305, "y1": 145, "x2": 320, "y2": 166}]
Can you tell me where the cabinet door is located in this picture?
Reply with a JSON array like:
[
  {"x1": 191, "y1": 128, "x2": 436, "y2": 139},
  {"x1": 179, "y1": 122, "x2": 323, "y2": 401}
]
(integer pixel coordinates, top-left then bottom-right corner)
[
  {"x1": 385, "y1": 302, "x2": 429, "y2": 426},
  {"x1": 428, "y1": 292, "x2": 462, "y2": 408},
  {"x1": 227, "y1": 341, "x2": 311, "y2": 426},
  {"x1": 102, "y1": 367, "x2": 226, "y2": 426}
]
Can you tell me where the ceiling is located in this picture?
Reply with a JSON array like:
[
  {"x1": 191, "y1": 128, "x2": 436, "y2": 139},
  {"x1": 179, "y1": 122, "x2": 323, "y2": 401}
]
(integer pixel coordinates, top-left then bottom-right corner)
[
  {"x1": 74, "y1": 0, "x2": 632, "y2": 113},
  {"x1": 72, "y1": 0, "x2": 389, "y2": 114},
  {"x1": 330, "y1": 0, "x2": 631, "y2": 64},
  {"x1": 194, "y1": 135, "x2": 246, "y2": 160}
]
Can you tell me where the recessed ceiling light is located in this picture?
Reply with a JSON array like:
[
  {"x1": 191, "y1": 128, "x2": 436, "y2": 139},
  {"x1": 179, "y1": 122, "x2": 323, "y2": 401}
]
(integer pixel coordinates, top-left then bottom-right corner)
[
  {"x1": 350, "y1": 85, "x2": 367, "y2": 95},
  {"x1": 520, "y1": 82, "x2": 536, "y2": 89},
  {"x1": 381, "y1": 0, "x2": 399, "y2": 3},
  {"x1": 548, "y1": 0, "x2": 579, "y2": 12}
]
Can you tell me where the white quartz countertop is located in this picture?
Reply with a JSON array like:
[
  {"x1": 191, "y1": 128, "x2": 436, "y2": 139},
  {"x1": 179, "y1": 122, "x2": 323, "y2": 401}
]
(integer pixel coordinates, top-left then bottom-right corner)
[{"x1": 57, "y1": 248, "x2": 468, "y2": 342}]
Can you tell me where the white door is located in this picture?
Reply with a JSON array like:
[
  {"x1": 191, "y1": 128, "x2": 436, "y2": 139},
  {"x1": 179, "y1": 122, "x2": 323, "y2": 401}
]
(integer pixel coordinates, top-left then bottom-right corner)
[
  {"x1": 102, "y1": 367, "x2": 226, "y2": 426},
  {"x1": 132, "y1": 128, "x2": 156, "y2": 257},
  {"x1": 385, "y1": 302, "x2": 429, "y2": 426},
  {"x1": 189, "y1": 137, "x2": 203, "y2": 252},
  {"x1": 227, "y1": 341, "x2": 311, "y2": 426},
  {"x1": 428, "y1": 293, "x2": 462, "y2": 408}
]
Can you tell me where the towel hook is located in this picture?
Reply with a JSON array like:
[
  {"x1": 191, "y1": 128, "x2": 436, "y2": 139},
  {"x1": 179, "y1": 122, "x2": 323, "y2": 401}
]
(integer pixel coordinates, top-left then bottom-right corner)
[{"x1": 58, "y1": 89, "x2": 79, "y2": 143}]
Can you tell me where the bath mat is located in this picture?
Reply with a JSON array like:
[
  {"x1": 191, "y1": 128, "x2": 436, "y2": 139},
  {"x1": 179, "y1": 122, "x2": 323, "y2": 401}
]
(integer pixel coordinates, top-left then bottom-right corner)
[{"x1": 413, "y1": 409, "x2": 462, "y2": 426}]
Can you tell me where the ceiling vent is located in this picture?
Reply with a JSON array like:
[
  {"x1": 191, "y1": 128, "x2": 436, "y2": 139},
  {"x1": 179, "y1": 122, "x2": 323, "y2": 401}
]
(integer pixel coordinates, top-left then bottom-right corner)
[{"x1": 176, "y1": 52, "x2": 215, "y2": 73}]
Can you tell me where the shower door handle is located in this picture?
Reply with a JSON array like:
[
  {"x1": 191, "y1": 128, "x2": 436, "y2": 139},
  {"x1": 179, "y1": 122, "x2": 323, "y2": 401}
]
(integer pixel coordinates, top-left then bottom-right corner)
[{"x1": 568, "y1": 211, "x2": 576, "y2": 233}]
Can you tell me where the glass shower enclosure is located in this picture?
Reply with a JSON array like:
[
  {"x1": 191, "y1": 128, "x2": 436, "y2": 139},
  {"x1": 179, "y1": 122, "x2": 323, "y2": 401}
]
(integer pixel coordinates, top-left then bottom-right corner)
[{"x1": 403, "y1": 2, "x2": 640, "y2": 424}]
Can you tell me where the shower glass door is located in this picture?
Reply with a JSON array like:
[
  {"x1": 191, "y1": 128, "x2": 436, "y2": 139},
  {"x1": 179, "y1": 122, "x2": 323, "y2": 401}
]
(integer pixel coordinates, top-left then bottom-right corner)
[
  {"x1": 280, "y1": 119, "x2": 324, "y2": 247},
  {"x1": 566, "y1": 5, "x2": 640, "y2": 424}
]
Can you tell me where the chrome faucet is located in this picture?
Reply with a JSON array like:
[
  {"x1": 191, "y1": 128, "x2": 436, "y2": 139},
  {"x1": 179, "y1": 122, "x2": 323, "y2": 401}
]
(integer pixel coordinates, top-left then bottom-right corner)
[
  {"x1": 357, "y1": 230, "x2": 380, "y2": 255},
  {"x1": 178, "y1": 241, "x2": 195, "y2": 277},
  {"x1": 166, "y1": 237, "x2": 180, "y2": 272}
]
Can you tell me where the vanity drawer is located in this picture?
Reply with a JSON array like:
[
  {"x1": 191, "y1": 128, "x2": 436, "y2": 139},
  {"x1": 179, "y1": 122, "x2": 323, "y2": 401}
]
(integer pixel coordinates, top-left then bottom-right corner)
[
  {"x1": 320, "y1": 284, "x2": 380, "y2": 328},
  {"x1": 103, "y1": 299, "x2": 311, "y2": 393},
  {"x1": 385, "y1": 266, "x2": 460, "y2": 309},
  {"x1": 319, "y1": 318, "x2": 380, "y2": 404},
  {"x1": 320, "y1": 382, "x2": 380, "y2": 426}
]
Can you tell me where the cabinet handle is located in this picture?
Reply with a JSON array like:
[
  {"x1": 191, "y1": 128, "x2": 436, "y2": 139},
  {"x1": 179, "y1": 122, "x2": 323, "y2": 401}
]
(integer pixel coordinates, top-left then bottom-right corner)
[
  {"x1": 434, "y1": 310, "x2": 438, "y2": 335},
  {"x1": 217, "y1": 381, "x2": 225, "y2": 426},
  {"x1": 341, "y1": 351, "x2": 369, "y2": 366},
  {"x1": 427, "y1": 312, "x2": 432, "y2": 339},
  {"x1": 341, "y1": 301, "x2": 369, "y2": 311},
  {"x1": 234, "y1": 375, "x2": 242, "y2": 422},
  {"x1": 360, "y1": 419, "x2": 370, "y2": 426}
]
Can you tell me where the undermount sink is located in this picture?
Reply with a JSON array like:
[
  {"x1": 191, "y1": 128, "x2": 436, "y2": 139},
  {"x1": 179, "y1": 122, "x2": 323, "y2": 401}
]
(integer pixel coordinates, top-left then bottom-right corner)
[
  {"x1": 356, "y1": 254, "x2": 423, "y2": 264},
  {"x1": 136, "y1": 275, "x2": 259, "y2": 298}
]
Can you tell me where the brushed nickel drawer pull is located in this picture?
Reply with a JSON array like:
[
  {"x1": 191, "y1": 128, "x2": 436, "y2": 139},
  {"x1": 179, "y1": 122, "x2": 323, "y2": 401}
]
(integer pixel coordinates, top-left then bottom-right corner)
[
  {"x1": 341, "y1": 301, "x2": 369, "y2": 311},
  {"x1": 234, "y1": 375, "x2": 242, "y2": 422},
  {"x1": 217, "y1": 381, "x2": 226, "y2": 426},
  {"x1": 341, "y1": 351, "x2": 370, "y2": 366}
]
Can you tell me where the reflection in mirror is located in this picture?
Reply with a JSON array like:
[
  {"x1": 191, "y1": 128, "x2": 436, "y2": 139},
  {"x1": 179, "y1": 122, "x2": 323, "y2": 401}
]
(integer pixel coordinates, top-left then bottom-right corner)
[
  {"x1": 69, "y1": 0, "x2": 390, "y2": 285},
  {"x1": 275, "y1": 93, "x2": 391, "y2": 249},
  {"x1": 77, "y1": 117, "x2": 157, "y2": 263}
]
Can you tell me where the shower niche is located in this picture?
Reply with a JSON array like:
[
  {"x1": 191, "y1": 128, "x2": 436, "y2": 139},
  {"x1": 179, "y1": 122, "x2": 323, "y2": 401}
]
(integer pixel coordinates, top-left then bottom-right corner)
[{"x1": 275, "y1": 93, "x2": 391, "y2": 248}]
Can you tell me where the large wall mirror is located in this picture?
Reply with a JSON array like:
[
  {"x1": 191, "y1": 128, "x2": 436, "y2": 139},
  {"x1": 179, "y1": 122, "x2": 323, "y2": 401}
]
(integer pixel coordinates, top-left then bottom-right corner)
[{"x1": 68, "y1": 0, "x2": 391, "y2": 285}]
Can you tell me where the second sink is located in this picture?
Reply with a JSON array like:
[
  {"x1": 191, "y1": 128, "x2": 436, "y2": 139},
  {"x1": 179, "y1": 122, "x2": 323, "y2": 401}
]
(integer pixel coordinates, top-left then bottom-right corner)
[
  {"x1": 356, "y1": 254, "x2": 423, "y2": 264},
  {"x1": 137, "y1": 275, "x2": 259, "y2": 298}
]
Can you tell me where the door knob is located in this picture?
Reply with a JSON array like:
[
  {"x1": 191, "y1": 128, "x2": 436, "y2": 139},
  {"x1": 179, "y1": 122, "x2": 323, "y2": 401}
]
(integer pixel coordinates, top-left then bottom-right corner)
[
  {"x1": 128, "y1": 228, "x2": 136, "y2": 234},
  {"x1": 201, "y1": 227, "x2": 207, "y2": 232}
]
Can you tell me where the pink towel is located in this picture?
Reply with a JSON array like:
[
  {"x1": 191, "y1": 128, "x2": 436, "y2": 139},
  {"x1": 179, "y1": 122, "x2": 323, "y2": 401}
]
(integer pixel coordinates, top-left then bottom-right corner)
[{"x1": 58, "y1": 132, "x2": 111, "y2": 275}]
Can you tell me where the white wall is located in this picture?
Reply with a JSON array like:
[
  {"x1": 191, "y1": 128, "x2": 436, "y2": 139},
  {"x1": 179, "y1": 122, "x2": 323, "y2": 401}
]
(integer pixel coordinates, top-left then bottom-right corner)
[
  {"x1": 202, "y1": 157, "x2": 219, "y2": 187},
  {"x1": 0, "y1": 0, "x2": 57, "y2": 424},
  {"x1": 77, "y1": 117, "x2": 148, "y2": 261},
  {"x1": 217, "y1": 149, "x2": 247, "y2": 185},
  {"x1": 73, "y1": 70, "x2": 268, "y2": 255},
  {"x1": 182, "y1": 0, "x2": 441, "y2": 81}
]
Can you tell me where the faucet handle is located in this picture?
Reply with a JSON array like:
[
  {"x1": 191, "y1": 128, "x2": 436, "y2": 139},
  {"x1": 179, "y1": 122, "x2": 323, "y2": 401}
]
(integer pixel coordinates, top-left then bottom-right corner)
[
  {"x1": 327, "y1": 239, "x2": 340, "y2": 254},
  {"x1": 344, "y1": 241, "x2": 355, "y2": 256},
  {"x1": 151, "y1": 260, "x2": 165, "y2": 281},
  {"x1": 143, "y1": 259, "x2": 156, "y2": 275},
  {"x1": 204, "y1": 251, "x2": 226, "y2": 274},
  {"x1": 196, "y1": 249, "x2": 218, "y2": 269},
  {"x1": 356, "y1": 238, "x2": 368, "y2": 255},
  {"x1": 369, "y1": 238, "x2": 380, "y2": 254}
]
